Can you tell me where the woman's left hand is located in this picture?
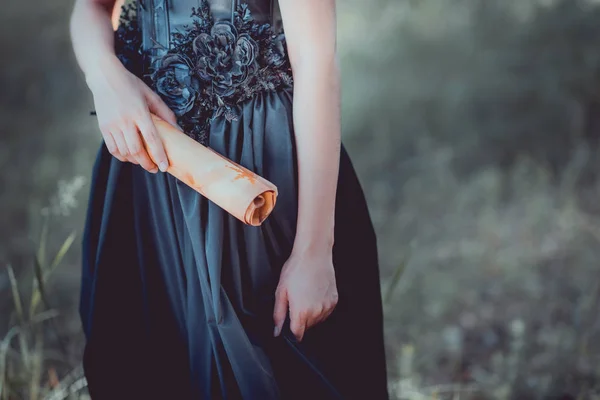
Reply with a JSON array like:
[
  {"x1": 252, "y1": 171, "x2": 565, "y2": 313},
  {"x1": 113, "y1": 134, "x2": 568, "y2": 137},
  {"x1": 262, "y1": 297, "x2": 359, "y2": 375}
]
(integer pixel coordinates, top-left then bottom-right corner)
[{"x1": 273, "y1": 248, "x2": 338, "y2": 342}]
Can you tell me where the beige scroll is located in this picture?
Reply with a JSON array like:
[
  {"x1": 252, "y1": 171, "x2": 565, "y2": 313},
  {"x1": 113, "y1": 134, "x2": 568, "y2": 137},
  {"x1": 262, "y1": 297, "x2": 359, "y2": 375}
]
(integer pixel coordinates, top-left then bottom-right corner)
[{"x1": 145, "y1": 114, "x2": 278, "y2": 226}]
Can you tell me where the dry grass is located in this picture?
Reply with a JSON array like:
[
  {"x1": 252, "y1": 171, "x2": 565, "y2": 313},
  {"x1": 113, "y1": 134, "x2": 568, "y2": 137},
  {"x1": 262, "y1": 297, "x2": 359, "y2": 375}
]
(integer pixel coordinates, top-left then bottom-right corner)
[{"x1": 1, "y1": 177, "x2": 88, "y2": 400}]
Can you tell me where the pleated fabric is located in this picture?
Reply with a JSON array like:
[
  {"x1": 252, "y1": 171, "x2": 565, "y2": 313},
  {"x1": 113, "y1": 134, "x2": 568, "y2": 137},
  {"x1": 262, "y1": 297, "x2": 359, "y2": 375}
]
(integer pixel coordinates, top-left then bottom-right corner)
[{"x1": 79, "y1": 87, "x2": 389, "y2": 399}]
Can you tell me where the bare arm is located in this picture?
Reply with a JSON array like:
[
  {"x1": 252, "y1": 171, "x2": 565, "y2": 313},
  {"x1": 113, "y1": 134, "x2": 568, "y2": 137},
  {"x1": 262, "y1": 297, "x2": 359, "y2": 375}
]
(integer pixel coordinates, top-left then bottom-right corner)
[
  {"x1": 69, "y1": 0, "x2": 119, "y2": 84},
  {"x1": 69, "y1": 0, "x2": 176, "y2": 172},
  {"x1": 273, "y1": 0, "x2": 341, "y2": 341},
  {"x1": 279, "y1": 0, "x2": 341, "y2": 253}
]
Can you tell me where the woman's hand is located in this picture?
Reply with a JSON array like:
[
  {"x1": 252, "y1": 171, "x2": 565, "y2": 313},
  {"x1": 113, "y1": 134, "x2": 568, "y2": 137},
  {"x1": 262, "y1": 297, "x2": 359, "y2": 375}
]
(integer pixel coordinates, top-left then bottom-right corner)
[
  {"x1": 87, "y1": 55, "x2": 178, "y2": 172},
  {"x1": 273, "y1": 247, "x2": 339, "y2": 342},
  {"x1": 274, "y1": 0, "x2": 341, "y2": 342}
]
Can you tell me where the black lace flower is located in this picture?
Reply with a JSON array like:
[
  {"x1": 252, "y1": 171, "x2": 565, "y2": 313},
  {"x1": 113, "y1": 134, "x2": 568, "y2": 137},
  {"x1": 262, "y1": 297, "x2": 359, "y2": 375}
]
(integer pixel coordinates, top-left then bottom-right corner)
[
  {"x1": 113, "y1": 2, "x2": 143, "y2": 77},
  {"x1": 154, "y1": 54, "x2": 201, "y2": 116},
  {"x1": 192, "y1": 22, "x2": 259, "y2": 97},
  {"x1": 113, "y1": 0, "x2": 293, "y2": 146}
]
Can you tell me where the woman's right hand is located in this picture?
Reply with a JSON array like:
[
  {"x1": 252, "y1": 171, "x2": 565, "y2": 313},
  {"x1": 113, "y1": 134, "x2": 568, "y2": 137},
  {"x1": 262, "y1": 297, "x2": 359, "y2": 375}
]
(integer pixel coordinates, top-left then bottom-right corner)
[{"x1": 86, "y1": 54, "x2": 178, "y2": 173}]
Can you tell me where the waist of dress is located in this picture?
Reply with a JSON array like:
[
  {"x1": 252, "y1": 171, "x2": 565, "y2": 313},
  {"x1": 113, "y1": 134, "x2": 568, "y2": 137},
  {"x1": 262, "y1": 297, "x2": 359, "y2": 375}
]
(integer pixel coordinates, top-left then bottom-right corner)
[{"x1": 113, "y1": 2, "x2": 293, "y2": 145}]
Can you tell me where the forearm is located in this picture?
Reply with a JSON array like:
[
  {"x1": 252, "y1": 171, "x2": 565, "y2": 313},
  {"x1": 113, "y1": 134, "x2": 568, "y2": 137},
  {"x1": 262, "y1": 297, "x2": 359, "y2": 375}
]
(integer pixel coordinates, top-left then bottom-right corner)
[
  {"x1": 291, "y1": 55, "x2": 342, "y2": 254},
  {"x1": 69, "y1": 0, "x2": 121, "y2": 87}
]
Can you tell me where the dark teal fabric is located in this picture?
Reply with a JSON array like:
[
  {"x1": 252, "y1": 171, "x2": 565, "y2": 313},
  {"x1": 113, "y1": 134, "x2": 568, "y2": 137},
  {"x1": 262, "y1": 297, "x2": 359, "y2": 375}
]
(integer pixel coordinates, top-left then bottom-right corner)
[{"x1": 80, "y1": 86, "x2": 388, "y2": 400}]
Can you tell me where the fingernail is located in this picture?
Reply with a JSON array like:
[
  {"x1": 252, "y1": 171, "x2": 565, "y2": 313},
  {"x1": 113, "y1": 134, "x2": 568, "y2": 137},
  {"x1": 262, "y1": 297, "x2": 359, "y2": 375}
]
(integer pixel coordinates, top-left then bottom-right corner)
[
  {"x1": 159, "y1": 161, "x2": 168, "y2": 172},
  {"x1": 274, "y1": 326, "x2": 280, "y2": 337}
]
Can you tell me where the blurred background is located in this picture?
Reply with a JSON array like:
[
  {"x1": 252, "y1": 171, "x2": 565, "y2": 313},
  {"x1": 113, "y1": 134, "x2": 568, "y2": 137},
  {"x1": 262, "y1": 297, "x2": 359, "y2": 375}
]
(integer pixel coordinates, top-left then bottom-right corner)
[{"x1": 3, "y1": 0, "x2": 600, "y2": 398}]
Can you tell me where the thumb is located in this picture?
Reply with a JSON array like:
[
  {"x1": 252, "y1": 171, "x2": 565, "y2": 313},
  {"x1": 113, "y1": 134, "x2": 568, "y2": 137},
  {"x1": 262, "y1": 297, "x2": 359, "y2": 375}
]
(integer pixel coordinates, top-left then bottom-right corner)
[
  {"x1": 273, "y1": 287, "x2": 288, "y2": 337},
  {"x1": 143, "y1": 85, "x2": 178, "y2": 128}
]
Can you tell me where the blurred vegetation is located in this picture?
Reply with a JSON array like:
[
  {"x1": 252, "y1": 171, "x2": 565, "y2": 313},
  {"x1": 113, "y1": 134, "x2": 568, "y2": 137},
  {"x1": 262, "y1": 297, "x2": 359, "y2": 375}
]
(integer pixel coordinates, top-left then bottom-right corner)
[
  {"x1": 4, "y1": 0, "x2": 600, "y2": 398},
  {"x1": 1, "y1": 178, "x2": 86, "y2": 399},
  {"x1": 340, "y1": 0, "x2": 600, "y2": 398}
]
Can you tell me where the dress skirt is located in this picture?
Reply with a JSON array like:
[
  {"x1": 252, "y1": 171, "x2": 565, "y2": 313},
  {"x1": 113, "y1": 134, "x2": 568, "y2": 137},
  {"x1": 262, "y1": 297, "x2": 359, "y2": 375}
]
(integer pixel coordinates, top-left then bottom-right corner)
[{"x1": 79, "y1": 86, "x2": 389, "y2": 399}]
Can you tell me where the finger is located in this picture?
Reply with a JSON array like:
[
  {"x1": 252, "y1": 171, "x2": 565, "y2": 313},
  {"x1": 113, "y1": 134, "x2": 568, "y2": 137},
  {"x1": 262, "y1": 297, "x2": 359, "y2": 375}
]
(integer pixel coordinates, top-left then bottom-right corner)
[
  {"x1": 123, "y1": 120, "x2": 152, "y2": 169},
  {"x1": 137, "y1": 109, "x2": 169, "y2": 172},
  {"x1": 144, "y1": 85, "x2": 178, "y2": 127},
  {"x1": 123, "y1": 119, "x2": 158, "y2": 173},
  {"x1": 110, "y1": 127, "x2": 131, "y2": 163},
  {"x1": 100, "y1": 128, "x2": 125, "y2": 162},
  {"x1": 319, "y1": 305, "x2": 336, "y2": 325},
  {"x1": 320, "y1": 295, "x2": 339, "y2": 324},
  {"x1": 273, "y1": 287, "x2": 288, "y2": 337},
  {"x1": 308, "y1": 305, "x2": 326, "y2": 328},
  {"x1": 290, "y1": 310, "x2": 307, "y2": 342}
]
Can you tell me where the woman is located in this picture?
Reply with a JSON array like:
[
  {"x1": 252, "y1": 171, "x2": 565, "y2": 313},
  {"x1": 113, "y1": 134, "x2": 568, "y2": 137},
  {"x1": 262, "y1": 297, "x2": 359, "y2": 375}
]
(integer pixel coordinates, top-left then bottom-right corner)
[{"x1": 69, "y1": 0, "x2": 388, "y2": 398}]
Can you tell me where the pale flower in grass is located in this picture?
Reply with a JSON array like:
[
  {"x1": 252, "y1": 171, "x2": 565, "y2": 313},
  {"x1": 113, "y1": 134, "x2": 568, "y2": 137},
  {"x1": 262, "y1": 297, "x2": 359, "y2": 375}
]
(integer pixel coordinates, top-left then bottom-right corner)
[{"x1": 41, "y1": 176, "x2": 87, "y2": 217}]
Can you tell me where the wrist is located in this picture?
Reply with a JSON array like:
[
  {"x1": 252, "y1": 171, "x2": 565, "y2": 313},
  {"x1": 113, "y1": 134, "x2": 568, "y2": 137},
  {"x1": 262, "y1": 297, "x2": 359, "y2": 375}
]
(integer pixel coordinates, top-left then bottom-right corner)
[
  {"x1": 84, "y1": 54, "x2": 124, "y2": 91},
  {"x1": 292, "y1": 234, "x2": 334, "y2": 257}
]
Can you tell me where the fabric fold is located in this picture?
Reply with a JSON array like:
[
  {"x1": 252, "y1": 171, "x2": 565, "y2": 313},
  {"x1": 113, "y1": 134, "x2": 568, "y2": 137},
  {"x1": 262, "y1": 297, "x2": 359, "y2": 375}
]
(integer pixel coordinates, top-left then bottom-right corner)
[{"x1": 80, "y1": 87, "x2": 389, "y2": 399}]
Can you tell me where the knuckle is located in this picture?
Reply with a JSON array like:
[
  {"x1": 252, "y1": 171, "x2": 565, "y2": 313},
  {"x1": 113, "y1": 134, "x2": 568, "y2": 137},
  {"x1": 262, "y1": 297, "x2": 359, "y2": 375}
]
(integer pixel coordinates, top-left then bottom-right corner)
[
  {"x1": 133, "y1": 149, "x2": 145, "y2": 158},
  {"x1": 139, "y1": 156, "x2": 154, "y2": 167},
  {"x1": 140, "y1": 155, "x2": 157, "y2": 168},
  {"x1": 144, "y1": 132, "x2": 158, "y2": 145},
  {"x1": 117, "y1": 114, "x2": 132, "y2": 125},
  {"x1": 275, "y1": 286, "x2": 285, "y2": 297},
  {"x1": 133, "y1": 107, "x2": 146, "y2": 118},
  {"x1": 149, "y1": 91, "x2": 161, "y2": 103},
  {"x1": 129, "y1": 144, "x2": 143, "y2": 156}
]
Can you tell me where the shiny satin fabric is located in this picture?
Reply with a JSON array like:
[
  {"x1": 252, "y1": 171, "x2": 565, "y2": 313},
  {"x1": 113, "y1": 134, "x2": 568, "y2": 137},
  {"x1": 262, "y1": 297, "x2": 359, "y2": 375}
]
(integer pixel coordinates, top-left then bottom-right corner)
[{"x1": 80, "y1": 1, "x2": 389, "y2": 399}]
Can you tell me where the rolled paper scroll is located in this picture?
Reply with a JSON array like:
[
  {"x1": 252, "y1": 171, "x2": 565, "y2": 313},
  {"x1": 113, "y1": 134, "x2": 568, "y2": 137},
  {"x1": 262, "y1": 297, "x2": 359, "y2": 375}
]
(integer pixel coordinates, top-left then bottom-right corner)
[{"x1": 145, "y1": 114, "x2": 278, "y2": 226}]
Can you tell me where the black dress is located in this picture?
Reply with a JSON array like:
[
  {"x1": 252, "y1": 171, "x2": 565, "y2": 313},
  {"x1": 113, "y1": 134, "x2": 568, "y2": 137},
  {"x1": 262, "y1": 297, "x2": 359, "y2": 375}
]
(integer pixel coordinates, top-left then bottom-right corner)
[{"x1": 79, "y1": 1, "x2": 388, "y2": 399}]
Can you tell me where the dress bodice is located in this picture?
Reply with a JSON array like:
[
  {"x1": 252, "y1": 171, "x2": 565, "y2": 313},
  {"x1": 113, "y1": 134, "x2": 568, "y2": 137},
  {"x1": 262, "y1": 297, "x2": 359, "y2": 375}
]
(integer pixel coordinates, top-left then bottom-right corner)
[
  {"x1": 114, "y1": 0, "x2": 292, "y2": 145},
  {"x1": 138, "y1": 0, "x2": 284, "y2": 59}
]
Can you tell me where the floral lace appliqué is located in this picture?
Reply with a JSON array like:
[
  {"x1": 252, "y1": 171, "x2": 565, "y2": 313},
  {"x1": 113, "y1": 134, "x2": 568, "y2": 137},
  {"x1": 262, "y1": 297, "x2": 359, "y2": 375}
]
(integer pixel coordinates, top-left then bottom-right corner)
[{"x1": 115, "y1": 1, "x2": 293, "y2": 145}]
